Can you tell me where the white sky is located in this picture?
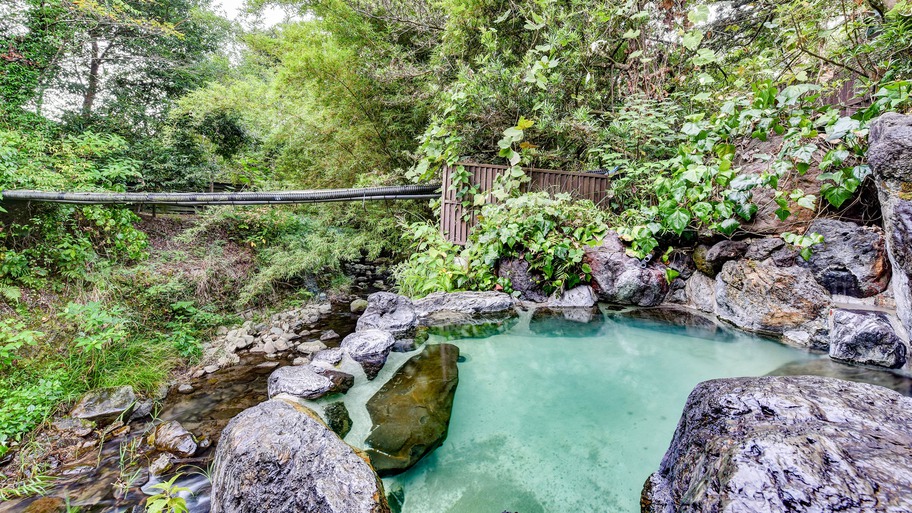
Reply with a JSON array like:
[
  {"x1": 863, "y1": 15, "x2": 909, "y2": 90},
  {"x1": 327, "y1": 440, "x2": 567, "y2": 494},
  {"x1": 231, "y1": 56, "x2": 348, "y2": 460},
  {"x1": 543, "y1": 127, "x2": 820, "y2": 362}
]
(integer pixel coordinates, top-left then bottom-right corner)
[{"x1": 213, "y1": 0, "x2": 295, "y2": 28}]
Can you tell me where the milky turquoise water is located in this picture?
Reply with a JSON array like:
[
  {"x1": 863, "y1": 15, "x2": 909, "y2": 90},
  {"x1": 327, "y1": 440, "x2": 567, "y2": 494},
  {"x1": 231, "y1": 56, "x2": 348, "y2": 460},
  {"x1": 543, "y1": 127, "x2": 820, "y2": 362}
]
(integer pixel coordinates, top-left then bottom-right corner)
[{"x1": 383, "y1": 308, "x2": 815, "y2": 513}]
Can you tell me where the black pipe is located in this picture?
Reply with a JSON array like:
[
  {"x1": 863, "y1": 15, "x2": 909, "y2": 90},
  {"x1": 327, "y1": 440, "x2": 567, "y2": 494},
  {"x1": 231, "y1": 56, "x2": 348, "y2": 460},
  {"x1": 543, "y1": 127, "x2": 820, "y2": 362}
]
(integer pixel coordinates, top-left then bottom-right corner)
[{"x1": 0, "y1": 184, "x2": 441, "y2": 206}]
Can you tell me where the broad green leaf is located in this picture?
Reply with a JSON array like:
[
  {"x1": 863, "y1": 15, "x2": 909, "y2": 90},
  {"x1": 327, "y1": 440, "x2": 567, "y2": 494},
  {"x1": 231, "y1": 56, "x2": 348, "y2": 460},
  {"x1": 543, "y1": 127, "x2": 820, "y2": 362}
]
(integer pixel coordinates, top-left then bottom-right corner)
[{"x1": 665, "y1": 209, "x2": 691, "y2": 235}]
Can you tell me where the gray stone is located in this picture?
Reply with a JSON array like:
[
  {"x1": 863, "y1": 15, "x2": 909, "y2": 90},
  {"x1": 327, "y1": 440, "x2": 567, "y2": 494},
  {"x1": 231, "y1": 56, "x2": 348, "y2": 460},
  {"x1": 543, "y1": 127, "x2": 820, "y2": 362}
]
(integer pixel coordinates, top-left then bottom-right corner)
[
  {"x1": 312, "y1": 347, "x2": 344, "y2": 366},
  {"x1": 129, "y1": 399, "x2": 154, "y2": 422},
  {"x1": 204, "y1": 364, "x2": 220, "y2": 374},
  {"x1": 70, "y1": 386, "x2": 136, "y2": 425},
  {"x1": 496, "y1": 258, "x2": 547, "y2": 302},
  {"x1": 744, "y1": 237, "x2": 787, "y2": 261},
  {"x1": 149, "y1": 453, "x2": 173, "y2": 477},
  {"x1": 583, "y1": 232, "x2": 668, "y2": 306},
  {"x1": 323, "y1": 402, "x2": 352, "y2": 439},
  {"x1": 341, "y1": 330, "x2": 396, "y2": 380},
  {"x1": 714, "y1": 260, "x2": 831, "y2": 348},
  {"x1": 695, "y1": 240, "x2": 748, "y2": 277},
  {"x1": 267, "y1": 365, "x2": 352, "y2": 400},
  {"x1": 365, "y1": 344, "x2": 459, "y2": 476},
  {"x1": 320, "y1": 330, "x2": 340, "y2": 341},
  {"x1": 149, "y1": 420, "x2": 197, "y2": 458},
  {"x1": 869, "y1": 112, "x2": 912, "y2": 337},
  {"x1": 830, "y1": 309, "x2": 907, "y2": 368},
  {"x1": 642, "y1": 376, "x2": 912, "y2": 513},
  {"x1": 296, "y1": 340, "x2": 327, "y2": 354},
  {"x1": 547, "y1": 285, "x2": 597, "y2": 308},
  {"x1": 350, "y1": 299, "x2": 369, "y2": 314},
  {"x1": 412, "y1": 291, "x2": 517, "y2": 326},
  {"x1": 799, "y1": 218, "x2": 891, "y2": 297},
  {"x1": 51, "y1": 417, "x2": 95, "y2": 437},
  {"x1": 356, "y1": 292, "x2": 417, "y2": 335},
  {"x1": 210, "y1": 399, "x2": 390, "y2": 513},
  {"x1": 683, "y1": 272, "x2": 715, "y2": 313}
]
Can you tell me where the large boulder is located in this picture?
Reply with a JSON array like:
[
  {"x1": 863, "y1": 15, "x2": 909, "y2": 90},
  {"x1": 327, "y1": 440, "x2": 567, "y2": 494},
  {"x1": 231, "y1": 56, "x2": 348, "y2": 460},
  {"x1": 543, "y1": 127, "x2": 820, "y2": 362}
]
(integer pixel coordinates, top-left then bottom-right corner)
[
  {"x1": 799, "y1": 218, "x2": 891, "y2": 297},
  {"x1": 829, "y1": 309, "x2": 907, "y2": 368},
  {"x1": 412, "y1": 291, "x2": 516, "y2": 326},
  {"x1": 642, "y1": 376, "x2": 912, "y2": 513},
  {"x1": 693, "y1": 241, "x2": 748, "y2": 278},
  {"x1": 70, "y1": 386, "x2": 136, "y2": 425},
  {"x1": 210, "y1": 399, "x2": 390, "y2": 513},
  {"x1": 682, "y1": 272, "x2": 715, "y2": 313},
  {"x1": 583, "y1": 232, "x2": 668, "y2": 306},
  {"x1": 341, "y1": 330, "x2": 396, "y2": 380},
  {"x1": 148, "y1": 420, "x2": 197, "y2": 458},
  {"x1": 868, "y1": 112, "x2": 912, "y2": 337},
  {"x1": 365, "y1": 344, "x2": 459, "y2": 476},
  {"x1": 714, "y1": 260, "x2": 830, "y2": 348},
  {"x1": 547, "y1": 285, "x2": 597, "y2": 308},
  {"x1": 497, "y1": 257, "x2": 547, "y2": 302},
  {"x1": 356, "y1": 292, "x2": 417, "y2": 335},
  {"x1": 267, "y1": 365, "x2": 353, "y2": 400}
]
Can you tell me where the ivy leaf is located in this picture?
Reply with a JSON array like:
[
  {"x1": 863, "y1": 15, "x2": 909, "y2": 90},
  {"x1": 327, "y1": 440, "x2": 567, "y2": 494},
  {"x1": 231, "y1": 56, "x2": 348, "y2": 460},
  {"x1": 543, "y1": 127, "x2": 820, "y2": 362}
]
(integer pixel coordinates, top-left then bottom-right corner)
[
  {"x1": 820, "y1": 183, "x2": 853, "y2": 208},
  {"x1": 691, "y1": 49, "x2": 717, "y2": 66},
  {"x1": 796, "y1": 194, "x2": 817, "y2": 210},
  {"x1": 718, "y1": 218, "x2": 740, "y2": 235},
  {"x1": 688, "y1": 5, "x2": 710, "y2": 24},
  {"x1": 682, "y1": 29, "x2": 703, "y2": 51},
  {"x1": 775, "y1": 207, "x2": 791, "y2": 221},
  {"x1": 735, "y1": 202, "x2": 758, "y2": 221},
  {"x1": 665, "y1": 209, "x2": 691, "y2": 235}
]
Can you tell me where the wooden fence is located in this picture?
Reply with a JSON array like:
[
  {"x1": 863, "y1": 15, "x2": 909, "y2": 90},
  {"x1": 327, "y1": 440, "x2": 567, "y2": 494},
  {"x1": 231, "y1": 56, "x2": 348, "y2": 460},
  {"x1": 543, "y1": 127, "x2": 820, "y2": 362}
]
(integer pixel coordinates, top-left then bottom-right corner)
[{"x1": 440, "y1": 163, "x2": 610, "y2": 245}]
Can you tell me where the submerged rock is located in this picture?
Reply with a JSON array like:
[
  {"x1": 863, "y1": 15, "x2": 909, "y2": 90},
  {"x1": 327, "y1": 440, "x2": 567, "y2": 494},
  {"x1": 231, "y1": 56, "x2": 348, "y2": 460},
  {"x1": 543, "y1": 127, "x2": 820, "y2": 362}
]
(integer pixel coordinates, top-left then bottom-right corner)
[
  {"x1": 412, "y1": 291, "x2": 516, "y2": 326},
  {"x1": 341, "y1": 329, "x2": 396, "y2": 380},
  {"x1": 210, "y1": 399, "x2": 390, "y2": 513},
  {"x1": 356, "y1": 292, "x2": 417, "y2": 335},
  {"x1": 323, "y1": 401, "x2": 352, "y2": 439},
  {"x1": 365, "y1": 344, "x2": 459, "y2": 476},
  {"x1": 350, "y1": 298, "x2": 369, "y2": 314},
  {"x1": 149, "y1": 420, "x2": 197, "y2": 458},
  {"x1": 584, "y1": 232, "x2": 668, "y2": 306},
  {"x1": 799, "y1": 218, "x2": 891, "y2": 297},
  {"x1": 267, "y1": 365, "x2": 352, "y2": 400},
  {"x1": 642, "y1": 376, "x2": 912, "y2": 513},
  {"x1": 70, "y1": 386, "x2": 136, "y2": 425},
  {"x1": 769, "y1": 358, "x2": 912, "y2": 396},
  {"x1": 829, "y1": 309, "x2": 907, "y2": 368},
  {"x1": 714, "y1": 260, "x2": 830, "y2": 347}
]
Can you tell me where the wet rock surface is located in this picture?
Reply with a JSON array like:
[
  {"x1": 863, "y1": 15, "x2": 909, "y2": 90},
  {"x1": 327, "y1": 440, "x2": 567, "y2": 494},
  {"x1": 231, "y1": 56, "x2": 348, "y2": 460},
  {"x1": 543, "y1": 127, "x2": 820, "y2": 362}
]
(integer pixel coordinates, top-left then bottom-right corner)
[
  {"x1": 869, "y1": 112, "x2": 912, "y2": 337},
  {"x1": 70, "y1": 386, "x2": 136, "y2": 425},
  {"x1": 829, "y1": 309, "x2": 907, "y2": 368},
  {"x1": 642, "y1": 376, "x2": 912, "y2": 513},
  {"x1": 148, "y1": 420, "x2": 197, "y2": 458},
  {"x1": 356, "y1": 292, "x2": 418, "y2": 335},
  {"x1": 413, "y1": 291, "x2": 516, "y2": 325},
  {"x1": 584, "y1": 232, "x2": 668, "y2": 306},
  {"x1": 341, "y1": 329, "x2": 396, "y2": 380},
  {"x1": 365, "y1": 344, "x2": 460, "y2": 476},
  {"x1": 799, "y1": 218, "x2": 891, "y2": 297},
  {"x1": 694, "y1": 240, "x2": 748, "y2": 278},
  {"x1": 267, "y1": 364, "x2": 352, "y2": 400},
  {"x1": 323, "y1": 401, "x2": 352, "y2": 439},
  {"x1": 211, "y1": 399, "x2": 390, "y2": 513},
  {"x1": 769, "y1": 358, "x2": 912, "y2": 396},
  {"x1": 714, "y1": 260, "x2": 830, "y2": 347}
]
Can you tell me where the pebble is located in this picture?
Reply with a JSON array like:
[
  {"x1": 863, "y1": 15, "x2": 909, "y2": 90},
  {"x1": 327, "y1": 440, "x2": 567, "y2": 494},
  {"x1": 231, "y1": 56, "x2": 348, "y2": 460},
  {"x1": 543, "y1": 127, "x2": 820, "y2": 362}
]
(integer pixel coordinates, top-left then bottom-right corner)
[
  {"x1": 320, "y1": 330, "x2": 340, "y2": 341},
  {"x1": 178, "y1": 384, "x2": 194, "y2": 394},
  {"x1": 204, "y1": 365, "x2": 220, "y2": 374}
]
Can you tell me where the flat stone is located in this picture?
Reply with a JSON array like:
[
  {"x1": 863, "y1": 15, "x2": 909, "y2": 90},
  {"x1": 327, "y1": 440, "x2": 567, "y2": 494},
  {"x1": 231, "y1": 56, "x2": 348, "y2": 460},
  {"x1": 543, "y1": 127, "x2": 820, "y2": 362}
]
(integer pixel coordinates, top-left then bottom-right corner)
[
  {"x1": 296, "y1": 341, "x2": 327, "y2": 354},
  {"x1": 149, "y1": 420, "x2": 197, "y2": 458},
  {"x1": 320, "y1": 330, "x2": 340, "y2": 341},
  {"x1": 312, "y1": 348, "x2": 344, "y2": 366},
  {"x1": 341, "y1": 330, "x2": 396, "y2": 380},
  {"x1": 642, "y1": 376, "x2": 912, "y2": 513},
  {"x1": 830, "y1": 309, "x2": 907, "y2": 368},
  {"x1": 365, "y1": 344, "x2": 459, "y2": 476},
  {"x1": 356, "y1": 292, "x2": 418, "y2": 335},
  {"x1": 149, "y1": 453, "x2": 174, "y2": 476},
  {"x1": 52, "y1": 417, "x2": 95, "y2": 438},
  {"x1": 210, "y1": 399, "x2": 390, "y2": 513},
  {"x1": 178, "y1": 384, "x2": 194, "y2": 394},
  {"x1": 413, "y1": 291, "x2": 517, "y2": 325},
  {"x1": 267, "y1": 365, "x2": 350, "y2": 400},
  {"x1": 70, "y1": 386, "x2": 136, "y2": 425}
]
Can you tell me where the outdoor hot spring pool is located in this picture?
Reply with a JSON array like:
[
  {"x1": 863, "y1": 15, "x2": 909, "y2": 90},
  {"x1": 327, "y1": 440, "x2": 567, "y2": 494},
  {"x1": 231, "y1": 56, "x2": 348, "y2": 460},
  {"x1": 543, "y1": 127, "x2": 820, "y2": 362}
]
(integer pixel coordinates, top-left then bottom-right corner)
[{"x1": 378, "y1": 307, "x2": 814, "y2": 513}]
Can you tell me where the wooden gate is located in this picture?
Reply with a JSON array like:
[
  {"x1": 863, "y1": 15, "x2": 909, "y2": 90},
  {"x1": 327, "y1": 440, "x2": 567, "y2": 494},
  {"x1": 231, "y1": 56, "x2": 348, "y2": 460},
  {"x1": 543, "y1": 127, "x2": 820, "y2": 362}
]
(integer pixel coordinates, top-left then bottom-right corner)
[{"x1": 440, "y1": 163, "x2": 610, "y2": 245}]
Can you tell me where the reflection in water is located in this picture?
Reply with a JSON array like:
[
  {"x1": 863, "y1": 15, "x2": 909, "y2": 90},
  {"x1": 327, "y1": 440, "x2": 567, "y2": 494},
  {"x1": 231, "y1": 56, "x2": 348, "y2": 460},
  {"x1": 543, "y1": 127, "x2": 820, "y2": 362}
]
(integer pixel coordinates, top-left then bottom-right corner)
[{"x1": 769, "y1": 358, "x2": 912, "y2": 396}]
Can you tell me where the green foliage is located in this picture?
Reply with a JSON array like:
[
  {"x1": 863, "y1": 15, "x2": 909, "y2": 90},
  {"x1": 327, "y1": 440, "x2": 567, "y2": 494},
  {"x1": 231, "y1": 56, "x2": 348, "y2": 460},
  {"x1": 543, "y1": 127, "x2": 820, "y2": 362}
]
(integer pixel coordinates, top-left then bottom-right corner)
[
  {"x1": 146, "y1": 474, "x2": 191, "y2": 513},
  {"x1": 397, "y1": 193, "x2": 607, "y2": 297},
  {"x1": 0, "y1": 320, "x2": 43, "y2": 368},
  {"x1": 783, "y1": 231, "x2": 825, "y2": 262}
]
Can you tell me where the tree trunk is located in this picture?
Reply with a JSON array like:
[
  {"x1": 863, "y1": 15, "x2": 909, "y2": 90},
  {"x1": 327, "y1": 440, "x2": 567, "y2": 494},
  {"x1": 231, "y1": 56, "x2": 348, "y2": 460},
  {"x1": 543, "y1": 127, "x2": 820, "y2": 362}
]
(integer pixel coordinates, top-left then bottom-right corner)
[{"x1": 82, "y1": 37, "x2": 100, "y2": 117}]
